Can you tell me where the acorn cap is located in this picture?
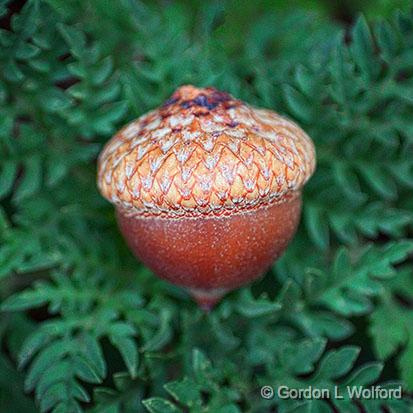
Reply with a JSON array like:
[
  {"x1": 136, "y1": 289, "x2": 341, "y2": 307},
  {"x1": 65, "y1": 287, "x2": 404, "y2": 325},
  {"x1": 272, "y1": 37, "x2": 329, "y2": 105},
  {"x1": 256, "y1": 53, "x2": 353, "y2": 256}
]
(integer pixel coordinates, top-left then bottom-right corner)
[{"x1": 97, "y1": 85, "x2": 315, "y2": 217}]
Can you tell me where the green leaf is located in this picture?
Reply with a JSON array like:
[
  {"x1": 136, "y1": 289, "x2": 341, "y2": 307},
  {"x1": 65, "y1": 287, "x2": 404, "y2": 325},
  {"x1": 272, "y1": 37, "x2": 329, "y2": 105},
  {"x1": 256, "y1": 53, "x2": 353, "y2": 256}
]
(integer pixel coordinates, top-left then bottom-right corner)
[
  {"x1": 357, "y1": 163, "x2": 397, "y2": 200},
  {"x1": 35, "y1": 361, "x2": 71, "y2": 400},
  {"x1": 73, "y1": 355, "x2": 103, "y2": 383},
  {"x1": 141, "y1": 310, "x2": 172, "y2": 352},
  {"x1": 78, "y1": 334, "x2": 106, "y2": 379},
  {"x1": 164, "y1": 377, "x2": 201, "y2": 407},
  {"x1": 370, "y1": 301, "x2": 406, "y2": 360},
  {"x1": 333, "y1": 161, "x2": 365, "y2": 203},
  {"x1": 13, "y1": 156, "x2": 42, "y2": 202},
  {"x1": 142, "y1": 398, "x2": 181, "y2": 413},
  {"x1": 316, "y1": 346, "x2": 360, "y2": 379},
  {"x1": 287, "y1": 338, "x2": 327, "y2": 375},
  {"x1": 192, "y1": 349, "x2": 213, "y2": 379},
  {"x1": 351, "y1": 15, "x2": 377, "y2": 81},
  {"x1": 24, "y1": 339, "x2": 70, "y2": 392},
  {"x1": 344, "y1": 363, "x2": 383, "y2": 386},
  {"x1": 236, "y1": 289, "x2": 281, "y2": 317},
  {"x1": 0, "y1": 161, "x2": 18, "y2": 198},
  {"x1": 110, "y1": 336, "x2": 139, "y2": 378},
  {"x1": 376, "y1": 21, "x2": 398, "y2": 61},
  {"x1": 1, "y1": 290, "x2": 48, "y2": 312},
  {"x1": 58, "y1": 24, "x2": 86, "y2": 58},
  {"x1": 331, "y1": 247, "x2": 351, "y2": 284},
  {"x1": 18, "y1": 329, "x2": 52, "y2": 369},
  {"x1": 399, "y1": 340, "x2": 413, "y2": 389},
  {"x1": 283, "y1": 84, "x2": 313, "y2": 122},
  {"x1": 305, "y1": 204, "x2": 329, "y2": 249}
]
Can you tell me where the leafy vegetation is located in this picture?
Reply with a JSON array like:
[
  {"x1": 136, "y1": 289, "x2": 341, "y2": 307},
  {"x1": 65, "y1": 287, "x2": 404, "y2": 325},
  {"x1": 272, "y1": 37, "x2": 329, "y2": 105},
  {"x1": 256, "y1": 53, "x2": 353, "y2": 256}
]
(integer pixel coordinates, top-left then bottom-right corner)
[{"x1": 0, "y1": 0, "x2": 412, "y2": 412}]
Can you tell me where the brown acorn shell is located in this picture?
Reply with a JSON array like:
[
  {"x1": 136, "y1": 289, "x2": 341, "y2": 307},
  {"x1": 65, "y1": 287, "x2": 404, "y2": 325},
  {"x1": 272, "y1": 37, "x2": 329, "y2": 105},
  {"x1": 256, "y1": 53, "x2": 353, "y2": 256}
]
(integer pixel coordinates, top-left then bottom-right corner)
[{"x1": 117, "y1": 193, "x2": 301, "y2": 309}]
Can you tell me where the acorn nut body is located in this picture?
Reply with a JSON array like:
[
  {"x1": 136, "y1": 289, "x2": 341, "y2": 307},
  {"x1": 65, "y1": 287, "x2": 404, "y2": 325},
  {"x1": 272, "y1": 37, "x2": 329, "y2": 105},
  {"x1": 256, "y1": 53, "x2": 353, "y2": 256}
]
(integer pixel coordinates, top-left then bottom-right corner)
[{"x1": 97, "y1": 85, "x2": 316, "y2": 309}]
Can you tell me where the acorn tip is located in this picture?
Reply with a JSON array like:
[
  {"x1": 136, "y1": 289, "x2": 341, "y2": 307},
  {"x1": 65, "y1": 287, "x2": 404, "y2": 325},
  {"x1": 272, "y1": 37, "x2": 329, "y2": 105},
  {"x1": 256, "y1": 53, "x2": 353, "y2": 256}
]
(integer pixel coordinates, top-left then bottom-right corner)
[{"x1": 190, "y1": 288, "x2": 227, "y2": 311}]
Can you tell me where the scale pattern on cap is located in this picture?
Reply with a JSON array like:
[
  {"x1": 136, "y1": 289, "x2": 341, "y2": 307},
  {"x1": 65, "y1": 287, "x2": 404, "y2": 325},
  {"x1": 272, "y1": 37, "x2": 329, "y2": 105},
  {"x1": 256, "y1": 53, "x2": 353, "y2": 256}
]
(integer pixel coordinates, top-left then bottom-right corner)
[{"x1": 97, "y1": 85, "x2": 315, "y2": 217}]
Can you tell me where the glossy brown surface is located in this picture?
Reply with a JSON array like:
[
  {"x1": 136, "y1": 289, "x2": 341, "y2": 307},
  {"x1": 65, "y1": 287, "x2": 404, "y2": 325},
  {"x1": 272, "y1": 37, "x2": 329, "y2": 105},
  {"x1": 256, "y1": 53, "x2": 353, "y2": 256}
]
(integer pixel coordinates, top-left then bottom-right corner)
[{"x1": 117, "y1": 195, "x2": 301, "y2": 307}]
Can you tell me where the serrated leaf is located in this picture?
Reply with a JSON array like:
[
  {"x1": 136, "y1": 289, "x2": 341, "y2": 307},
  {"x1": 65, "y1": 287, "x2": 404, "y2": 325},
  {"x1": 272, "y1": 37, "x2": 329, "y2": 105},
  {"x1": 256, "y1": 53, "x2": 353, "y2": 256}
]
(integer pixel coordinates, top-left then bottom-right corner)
[
  {"x1": 18, "y1": 329, "x2": 52, "y2": 369},
  {"x1": 39, "y1": 382, "x2": 67, "y2": 412},
  {"x1": 35, "y1": 361, "x2": 71, "y2": 400},
  {"x1": 13, "y1": 156, "x2": 42, "y2": 202},
  {"x1": 399, "y1": 339, "x2": 413, "y2": 389},
  {"x1": 351, "y1": 16, "x2": 377, "y2": 81},
  {"x1": 192, "y1": 349, "x2": 212, "y2": 378},
  {"x1": 142, "y1": 311, "x2": 172, "y2": 352},
  {"x1": 332, "y1": 247, "x2": 351, "y2": 284},
  {"x1": 288, "y1": 338, "x2": 326, "y2": 375},
  {"x1": 333, "y1": 161, "x2": 365, "y2": 203},
  {"x1": 316, "y1": 346, "x2": 360, "y2": 379},
  {"x1": 283, "y1": 84, "x2": 313, "y2": 122},
  {"x1": 305, "y1": 204, "x2": 329, "y2": 250},
  {"x1": 78, "y1": 334, "x2": 106, "y2": 379},
  {"x1": 236, "y1": 289, "x2": 281, "y2": 318},
  {"x1": 92, "y1": 56, "x2": 114, "y2": 85},
  {"x1": 370, "y1": 301, "x2": 406, "y2": 360},
  {"x1": 1, "y1": 290, "x2": 48, "y2": 312},
  {"x1": 164, "y1": 377, "x2": 201, "y2": 407},
  {"x1": 142, "y1": 397, "x2": 181, "y2": 413},
  {"x1": 0, "y1": 161, "x2": 18, "y2": 198},
  {"x1": 376, "y1": 21, "x2": 398, "y2": 61},
  {"x1": 110, "y1": 336, "x2": 138, "y2": 378},
  {"x1": 357, "y1": 163, "x2": 397, "y2": 200},
  {"x1": 344, "y1": 363, "x2": 383, "y2": 386},
  {"x1": 73, "y1": 354, "x2": 102, "y2": 383},
  {"x1": 24, "y1": 339, "x2": 71, "y2": 392}
]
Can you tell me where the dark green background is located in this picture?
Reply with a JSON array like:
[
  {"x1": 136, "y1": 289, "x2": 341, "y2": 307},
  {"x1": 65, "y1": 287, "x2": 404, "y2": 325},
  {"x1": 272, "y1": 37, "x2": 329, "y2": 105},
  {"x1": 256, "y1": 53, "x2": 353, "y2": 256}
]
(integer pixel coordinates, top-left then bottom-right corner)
[{"x1": 0, "y1": 1, "x2": 412, "y2": 412}]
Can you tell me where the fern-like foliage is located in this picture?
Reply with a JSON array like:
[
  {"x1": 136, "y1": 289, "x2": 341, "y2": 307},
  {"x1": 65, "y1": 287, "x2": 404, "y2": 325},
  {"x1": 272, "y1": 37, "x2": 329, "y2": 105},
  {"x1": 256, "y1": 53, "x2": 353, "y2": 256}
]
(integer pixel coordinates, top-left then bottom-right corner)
[
  {"x1": 142, "y1": 347, "x2": 409, "y2": 413},
  {"x1": 0, "y1": 1, "x2": 412, "y2": 412}
]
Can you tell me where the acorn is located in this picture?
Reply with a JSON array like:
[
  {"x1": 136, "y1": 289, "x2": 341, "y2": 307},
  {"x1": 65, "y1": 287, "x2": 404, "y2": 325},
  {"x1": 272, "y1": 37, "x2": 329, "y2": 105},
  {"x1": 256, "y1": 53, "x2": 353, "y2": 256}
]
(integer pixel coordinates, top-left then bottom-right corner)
[{"x1": 97, "y1": 85, "x2": 315, "y2": 309}]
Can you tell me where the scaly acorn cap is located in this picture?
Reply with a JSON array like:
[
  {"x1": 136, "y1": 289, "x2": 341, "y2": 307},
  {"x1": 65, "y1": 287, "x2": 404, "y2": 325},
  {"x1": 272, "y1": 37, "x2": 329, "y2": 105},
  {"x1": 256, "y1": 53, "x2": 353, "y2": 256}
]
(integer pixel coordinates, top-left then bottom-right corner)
[{"x1": 97, "y1": 85, "x2": 316, "y2": 217}]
